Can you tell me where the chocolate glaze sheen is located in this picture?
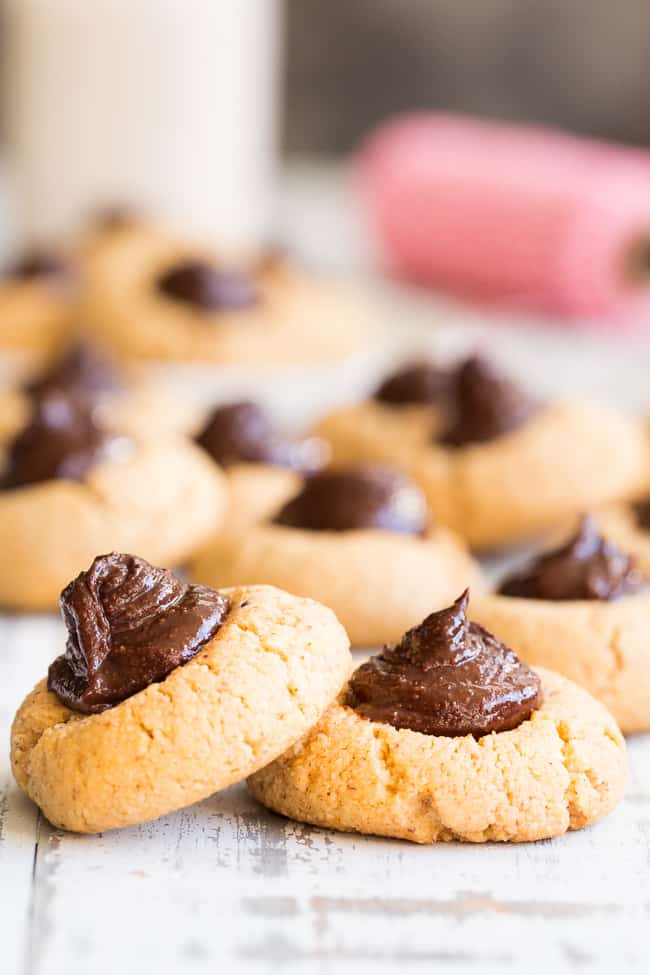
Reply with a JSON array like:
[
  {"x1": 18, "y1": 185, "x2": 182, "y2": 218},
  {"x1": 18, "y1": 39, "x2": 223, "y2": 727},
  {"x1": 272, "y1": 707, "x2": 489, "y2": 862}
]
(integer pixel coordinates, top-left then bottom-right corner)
[
  {"x1": 273, "y1": 466, "x2": 428, "y2": 535},
  {"x1": 48, "y1": 553, "x2": 230, "y2": 713},
  {"x1": 25, "y1": 343, "x2": 123, "y2": 403},
  {"x1": 442, "y1": 355, "x2": 539, "y2": 447},
  {"x1": 158, "y1": 259, "x2": 258, "y2": 311},
  {"x1": 1, "y1": 393, "x2": 122, "y2": 490},
  {"x1": 196, "y1": 401, "x2": 326, "y2": 472},
  {"x1": 348, "y1": 591, "x2": 542, "y2": 737},
  {"x1": 499, "y1": 516, "x2": 647, "y2": 601},
  {"x1": 375, "y1": 360, "x2": 453, "y2": 407}
]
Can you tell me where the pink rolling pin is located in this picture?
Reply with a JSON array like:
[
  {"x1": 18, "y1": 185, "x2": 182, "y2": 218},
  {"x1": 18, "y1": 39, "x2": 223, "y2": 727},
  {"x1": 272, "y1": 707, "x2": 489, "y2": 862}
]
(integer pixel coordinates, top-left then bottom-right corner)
[{"x1": 358, "y1": 114, "x2": 650, "y2": 322}]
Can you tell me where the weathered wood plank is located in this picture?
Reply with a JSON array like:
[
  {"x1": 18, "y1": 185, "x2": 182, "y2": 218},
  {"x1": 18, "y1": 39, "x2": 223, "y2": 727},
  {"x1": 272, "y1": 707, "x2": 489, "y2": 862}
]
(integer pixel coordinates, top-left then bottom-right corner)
[
  {"x1": 17, "y1": 735, "x2": 649, "y2": 974},
  {"x1": 2, "y1": 579, "x2": 650, "y2": 975}
]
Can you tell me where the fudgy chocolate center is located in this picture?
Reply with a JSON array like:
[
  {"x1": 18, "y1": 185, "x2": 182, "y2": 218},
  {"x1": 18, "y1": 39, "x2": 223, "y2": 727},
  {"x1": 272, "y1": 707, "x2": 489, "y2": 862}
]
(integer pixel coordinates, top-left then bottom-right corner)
[
  {"x1": 25, "y1": 342, "x2": 123, "y2": 404},
  {"x1": 273, "y1": 465, "x2": 428, "y2": 535},
  {"x1": 158, "y1": 259, "x2": 258, "y2": 311},
  {"x1": 348, "y1": 591, "x2": 543, "y2": 737},
  {"x1": 374, "y1": 360, "x2": 453, "y2": 407},
  {"x1": 1, "y1": 393, "x2": 126, "y2": 490},
  {"x1": 48, "y1": 553, "x2": 230, "y2": 713},
  {"x1": 196, "y1": 401, "x2": 326, "y2": 472},
  {"x1": 499, "y1": 515, "x2": 647, "y2": 601},
  {"x1": 441, "y1": 355, "x2": 539, "y2": 447}
]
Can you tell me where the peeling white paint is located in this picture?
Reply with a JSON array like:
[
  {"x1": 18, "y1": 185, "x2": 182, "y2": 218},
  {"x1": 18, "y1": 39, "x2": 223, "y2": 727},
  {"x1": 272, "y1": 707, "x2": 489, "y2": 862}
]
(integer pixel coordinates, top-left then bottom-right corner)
[{"x1": 1, "y1": 611, "x2": 648, "y2": 975}]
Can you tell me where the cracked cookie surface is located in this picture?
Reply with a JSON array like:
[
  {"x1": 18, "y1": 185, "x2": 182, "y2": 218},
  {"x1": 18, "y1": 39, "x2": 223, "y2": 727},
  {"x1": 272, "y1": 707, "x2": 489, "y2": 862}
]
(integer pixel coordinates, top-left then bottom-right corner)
[
  {"x1": 11, "y1": 585, "x2": 351, "y2": 833},
  {"x1": 470, "y1": 593, "x2": 650, "y2": 734},
  {"x1": 248, "y1": 667, "x2": 626, "y2": 843}
]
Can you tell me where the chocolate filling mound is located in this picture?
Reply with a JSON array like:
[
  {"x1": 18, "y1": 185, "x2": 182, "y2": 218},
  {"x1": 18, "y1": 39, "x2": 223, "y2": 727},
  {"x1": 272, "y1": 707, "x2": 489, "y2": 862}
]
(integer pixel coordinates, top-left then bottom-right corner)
[
  {"x1": 348, "y1": 590, "x2": 542, "y2": 737},
  {"x1": 441, "y1": 355, "x2": 539, "y2": 447},
  {"x1": 499, "y1": 515, "x2": 647, "y2": 601},
  {"x1": 25, "y1": 342, "x2": 123, "y2": 404},
  {"x1": 158, "y1": 259, "x2": 258, "y2": 311},
  {"x1": 1, "y1": 393, "x2": 125, "y2": 490},
  {"x1": 273, "y1": 465, "x2": 428, "y2": 535},
  {"x1": 196, "y1": 401, "x2": 326, "y2": 472},
  {"x1": 48, "y1": 553, "x2": 230, "y2": 713},
  {"x1": 374, "y1": 360, "x2": 453, "y2": 407}
]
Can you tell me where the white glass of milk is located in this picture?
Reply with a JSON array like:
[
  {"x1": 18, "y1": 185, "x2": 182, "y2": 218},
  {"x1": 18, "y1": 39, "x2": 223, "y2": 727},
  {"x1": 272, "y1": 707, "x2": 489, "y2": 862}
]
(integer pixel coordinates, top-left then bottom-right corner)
[{"x1": 2, "y1": 0, "x2": 282, "y2": 257}]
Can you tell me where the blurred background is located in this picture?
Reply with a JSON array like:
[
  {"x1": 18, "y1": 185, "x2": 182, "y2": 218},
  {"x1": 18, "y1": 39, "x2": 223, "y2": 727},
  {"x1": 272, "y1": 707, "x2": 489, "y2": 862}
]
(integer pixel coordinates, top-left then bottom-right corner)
[
  {"x1": 1, "y1": 0, "x2": 650, "y2": 375},
  {"x1": 285, "y1": 0, "x2": 650, "y2": 153}
]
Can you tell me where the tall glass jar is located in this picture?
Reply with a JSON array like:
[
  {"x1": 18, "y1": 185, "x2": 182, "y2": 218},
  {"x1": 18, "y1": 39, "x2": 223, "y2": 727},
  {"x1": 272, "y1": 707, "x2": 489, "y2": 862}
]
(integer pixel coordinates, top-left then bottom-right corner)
[{"x1": 3, "y1": 0, "x2": 282, "y2": 256}]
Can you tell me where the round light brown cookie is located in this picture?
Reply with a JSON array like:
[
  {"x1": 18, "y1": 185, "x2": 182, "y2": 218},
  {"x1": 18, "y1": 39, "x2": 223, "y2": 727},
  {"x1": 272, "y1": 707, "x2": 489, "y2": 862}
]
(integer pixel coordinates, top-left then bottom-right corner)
[
  {"x1": 11, "y1": 584, "x2": 351, "y2": 833},
  {"x1": 0, "y1": 437, "x2": 226, "y2": 610},
  {"x1": 314, "y1": 399, "x2": 441, "y2": 467},
  {"x1": 191, "y1": 525, "x2": 481, "y2": 647},
  {"x1": 411, "y1": 402, "x2": 648, "y2": 550},
  {"x1": 83, "y1": 225, "x2": 368, "y2": 365},
  {"x1": 471, "y1": 592, "x2": 650, "y2": 734},
  {"x1": 248, "y1": 667, "x2": 627, "y2": 843}
]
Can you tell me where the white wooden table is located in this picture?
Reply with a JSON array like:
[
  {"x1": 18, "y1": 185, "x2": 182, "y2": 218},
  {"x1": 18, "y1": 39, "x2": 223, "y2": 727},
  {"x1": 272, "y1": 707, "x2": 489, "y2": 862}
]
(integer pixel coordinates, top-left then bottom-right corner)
[{"x1": 2, "y1": 162, "x2": 650, "y2": 973}]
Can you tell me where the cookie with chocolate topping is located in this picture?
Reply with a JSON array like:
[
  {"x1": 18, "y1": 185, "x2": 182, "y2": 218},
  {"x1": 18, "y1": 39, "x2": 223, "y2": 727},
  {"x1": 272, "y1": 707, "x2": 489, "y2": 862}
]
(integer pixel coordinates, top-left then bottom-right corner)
[
  {"x1": 82, "y1": 222, "x2": 367, "y2": 364},
  {"x1": 195, "y1": 401, "x2": 329, "y2": 529},
  {"x1": 0, "y1": 410, "x2": 227, "y2": 610},
  {"x1": 315, "y1": 355, "x2": 647, "y2": 549},
  {"x1": 1, "y1": 391, "x2": 126, "y2": 490},
  {"x1": 249, "y1": 592, "x2": 627, "y2": 844},
  {"x1": 472, "y1": 518, "x2": 650, "y2": 732},
  {"x1": 11, "y1": 556, "x2": 351, "y2": 832},
  {"x1": 417, "y1": 360, "x2": 649, "y2": 549},
  {"x1": 349, "y1": 591, "x2": 542, "y2": 737},
  {"x1": 191, "y1": 464, "x2": 480, "y2": 646},
  {"x1": 0, "y1": 341, "x2": 199, "y2": 447}
]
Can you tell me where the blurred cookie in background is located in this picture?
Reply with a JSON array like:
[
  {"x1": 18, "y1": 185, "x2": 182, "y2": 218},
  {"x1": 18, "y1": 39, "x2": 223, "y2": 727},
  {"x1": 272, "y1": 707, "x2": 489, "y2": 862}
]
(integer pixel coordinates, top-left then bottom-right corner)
[
  {"x1": 195, "y1": 399, "x2": 329, "y2": 530},
  {"x1": 0, "y1": 340, "x2": 199, "y2": 446},
  {"x1": 81, "y1": 221, "x2": 369, "y2": 366}
]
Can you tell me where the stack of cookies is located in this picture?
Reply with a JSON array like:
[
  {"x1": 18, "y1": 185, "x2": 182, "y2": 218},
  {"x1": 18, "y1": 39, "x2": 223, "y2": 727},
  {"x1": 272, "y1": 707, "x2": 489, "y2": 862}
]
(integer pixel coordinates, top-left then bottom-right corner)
[{"x1": 2, "y1": 215, "x2": 648, "y2": 846}]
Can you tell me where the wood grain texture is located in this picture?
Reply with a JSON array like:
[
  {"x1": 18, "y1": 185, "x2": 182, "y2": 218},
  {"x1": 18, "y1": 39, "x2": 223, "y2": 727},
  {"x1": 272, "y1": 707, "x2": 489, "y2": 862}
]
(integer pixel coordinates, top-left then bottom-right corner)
[
  {"x1": 2, "y1": 162, "x2": 650, "y2": 973},
  {"x1": 2, "y1": 615, "x2": 649, "y2": 974}
]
